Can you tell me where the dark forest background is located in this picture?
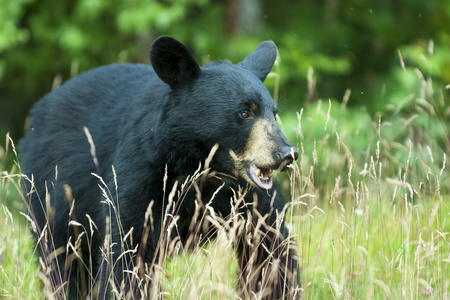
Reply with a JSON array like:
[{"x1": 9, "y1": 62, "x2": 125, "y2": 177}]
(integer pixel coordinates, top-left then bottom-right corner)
[{"x1": 1, "y1": 0, "x2": 449, "y2": 150}]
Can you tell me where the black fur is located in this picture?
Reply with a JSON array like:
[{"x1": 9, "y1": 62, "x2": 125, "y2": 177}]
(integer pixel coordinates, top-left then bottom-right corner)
[{"x1": 20, "y1": 36, "x2": 300, "y2": 299}]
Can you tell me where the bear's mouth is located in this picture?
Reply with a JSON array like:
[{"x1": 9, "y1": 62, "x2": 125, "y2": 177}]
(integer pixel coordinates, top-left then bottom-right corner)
[{"x1": 248, "y1": 163, "x2": 274, "y2": 189}]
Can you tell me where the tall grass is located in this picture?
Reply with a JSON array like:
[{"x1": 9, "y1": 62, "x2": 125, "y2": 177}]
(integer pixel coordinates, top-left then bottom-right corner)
[
  {"x1": 1, "y1": 58, "x2": 449, "y2": 299},
  {"x1": 285, "y1": 59, "x2": 450, "y2": 298},
  {"x1": 1, "y1": 138, "x2": 43, "y2": 299}
]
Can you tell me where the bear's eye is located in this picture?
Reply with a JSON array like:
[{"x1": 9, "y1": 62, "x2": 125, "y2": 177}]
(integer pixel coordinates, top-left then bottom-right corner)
[{"x1": 240, "y1": 111, "x2": 250, "y2": 119}]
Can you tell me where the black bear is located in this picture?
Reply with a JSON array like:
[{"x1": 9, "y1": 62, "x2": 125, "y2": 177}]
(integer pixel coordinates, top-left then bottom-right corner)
[{"x1": 20, "y1": 36, "x2": 300, "y2": 299}]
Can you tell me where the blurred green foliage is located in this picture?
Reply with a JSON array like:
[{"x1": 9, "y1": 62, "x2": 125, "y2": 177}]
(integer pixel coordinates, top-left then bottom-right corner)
[{"x1": 0, "y1": 0, "x2": 449, "y2": 157}]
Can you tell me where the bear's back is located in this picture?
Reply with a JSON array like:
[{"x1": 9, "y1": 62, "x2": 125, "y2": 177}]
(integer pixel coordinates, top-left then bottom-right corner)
[
  {"x1": 19, "y1": 63, "x2": 166, "y2": 211},
  {"x1": 30, "y1": 63, "x2": 157, "y2": 126}
]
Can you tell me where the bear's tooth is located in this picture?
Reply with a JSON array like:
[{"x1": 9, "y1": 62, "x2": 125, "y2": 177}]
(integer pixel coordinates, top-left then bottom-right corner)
[{"x1": 256, "y1": 168, "x2": 261, "y2": 177}]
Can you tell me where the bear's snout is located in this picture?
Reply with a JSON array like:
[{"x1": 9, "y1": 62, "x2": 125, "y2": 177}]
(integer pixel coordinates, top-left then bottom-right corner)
[
  {"x1": 233, "y1": 117, "x2": 297, "y2": 189},
  {"x1": 276, "y1": 146, "x2": 298, "y2": 171}
]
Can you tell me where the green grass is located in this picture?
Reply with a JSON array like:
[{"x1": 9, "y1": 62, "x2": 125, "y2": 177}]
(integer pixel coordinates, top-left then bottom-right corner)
[
  {"x1": 1, "y1": 64, "x2": 449, "y2": 299},
  {"x1": 0, "y1": 155, "x2": 42, "y2": 299}
]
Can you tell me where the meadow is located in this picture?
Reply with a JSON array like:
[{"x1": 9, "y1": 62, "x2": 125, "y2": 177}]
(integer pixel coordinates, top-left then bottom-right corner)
[{"x1": 0, "y1": 61, "x2": 449, "y2": 299}]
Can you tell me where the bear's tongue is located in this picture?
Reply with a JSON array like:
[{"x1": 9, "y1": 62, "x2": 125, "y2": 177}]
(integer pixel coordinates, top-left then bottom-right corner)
[{"x1": 248, "y1": 163, "x2": 273, "y2": 189}]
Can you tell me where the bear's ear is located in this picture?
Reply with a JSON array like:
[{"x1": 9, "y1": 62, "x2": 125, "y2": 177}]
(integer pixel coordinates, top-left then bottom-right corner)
[
  {"x1": 150, "y1": 36, "x2": 201, "y2": 89},
  {"x1": 238, "y1": 41, "x2": 277, "y2": 82}
]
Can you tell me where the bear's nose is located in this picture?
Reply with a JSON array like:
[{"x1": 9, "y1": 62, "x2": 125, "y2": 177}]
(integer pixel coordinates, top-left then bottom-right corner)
[{"x1": 276, "y1": 146, "x2": 298, "y2": 170}]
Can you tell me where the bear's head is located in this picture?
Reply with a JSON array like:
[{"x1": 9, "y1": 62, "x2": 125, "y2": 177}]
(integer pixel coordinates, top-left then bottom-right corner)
[{"x1": 151, "y1": 36, "x2": 298, "y2": 190}]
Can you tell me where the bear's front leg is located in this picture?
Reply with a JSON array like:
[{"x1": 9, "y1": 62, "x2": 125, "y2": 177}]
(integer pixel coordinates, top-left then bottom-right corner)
[{"x1": 237, "y1": 189, "x2": 300, "y2": 300}]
